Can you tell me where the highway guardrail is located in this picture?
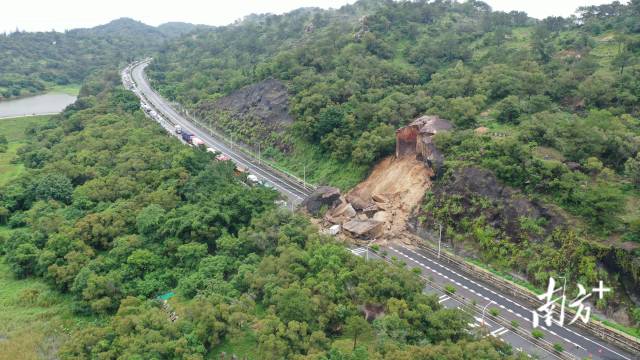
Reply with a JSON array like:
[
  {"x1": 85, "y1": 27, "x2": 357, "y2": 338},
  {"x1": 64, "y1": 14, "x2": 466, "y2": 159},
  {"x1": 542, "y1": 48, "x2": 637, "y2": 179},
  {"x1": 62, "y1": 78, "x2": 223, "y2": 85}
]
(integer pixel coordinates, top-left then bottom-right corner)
[{"x1": 411, "y1": 237, "x2": 640, "y2": 356}]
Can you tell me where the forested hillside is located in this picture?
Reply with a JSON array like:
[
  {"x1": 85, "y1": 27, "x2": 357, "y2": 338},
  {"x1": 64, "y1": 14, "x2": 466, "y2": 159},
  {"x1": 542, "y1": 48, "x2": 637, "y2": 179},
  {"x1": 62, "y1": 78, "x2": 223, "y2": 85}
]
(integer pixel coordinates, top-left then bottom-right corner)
[
  {"x1": 0, "y1": 18, "x2": 192, "y2": 100},
  {"x1": 148, "y1": 0, "x2": 640, "y2": 327},
  {"x1": 0, "y1": 71, "x2": 529, "y2": 358}
]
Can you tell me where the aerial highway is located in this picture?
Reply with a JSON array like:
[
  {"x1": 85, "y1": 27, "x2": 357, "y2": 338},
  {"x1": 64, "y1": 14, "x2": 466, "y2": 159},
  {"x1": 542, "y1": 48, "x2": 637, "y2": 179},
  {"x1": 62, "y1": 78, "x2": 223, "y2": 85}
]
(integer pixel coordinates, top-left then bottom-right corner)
[
  {"x1": 127, "y1": 59, "x2": 313, "y2": 206},
  {"x1": 124, "y1": 60, "x2": 638, "y2": 360}
]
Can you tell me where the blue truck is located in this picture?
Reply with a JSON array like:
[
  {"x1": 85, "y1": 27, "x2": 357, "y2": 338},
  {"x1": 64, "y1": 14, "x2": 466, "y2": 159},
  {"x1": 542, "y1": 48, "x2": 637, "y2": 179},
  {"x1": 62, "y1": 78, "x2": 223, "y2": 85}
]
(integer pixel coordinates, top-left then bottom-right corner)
[{"x1": 181, "y1": 131, "x2": 194, "y2": 143}]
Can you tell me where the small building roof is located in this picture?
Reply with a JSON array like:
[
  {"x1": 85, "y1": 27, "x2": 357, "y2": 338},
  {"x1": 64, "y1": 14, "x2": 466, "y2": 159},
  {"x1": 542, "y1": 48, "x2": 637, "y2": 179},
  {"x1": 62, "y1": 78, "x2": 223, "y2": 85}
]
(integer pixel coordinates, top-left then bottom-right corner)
[
  {"x1": 408, "y1": 115, "x2": 453, "y2": 134},
  {"x1": 420, "y1": 119, "x2": 452, "y2": 134}
]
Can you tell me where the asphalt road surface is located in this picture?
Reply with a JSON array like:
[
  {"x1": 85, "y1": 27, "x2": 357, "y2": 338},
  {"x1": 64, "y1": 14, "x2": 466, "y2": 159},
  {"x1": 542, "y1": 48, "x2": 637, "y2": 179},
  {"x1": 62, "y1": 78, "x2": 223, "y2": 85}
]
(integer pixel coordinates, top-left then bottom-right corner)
[{"x1": 351, "y1": 244, "x2": 637, "y2": 360}]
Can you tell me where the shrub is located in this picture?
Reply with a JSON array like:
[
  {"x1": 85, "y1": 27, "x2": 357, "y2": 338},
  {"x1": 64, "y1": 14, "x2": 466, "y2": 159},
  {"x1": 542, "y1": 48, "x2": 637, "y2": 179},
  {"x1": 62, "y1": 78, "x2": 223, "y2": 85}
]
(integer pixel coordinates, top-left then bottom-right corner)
[
  {"x1": 553, "y1": 343, "x2": 564, "y2": 352},
  {"x1": 532, "y1": 329, "x2": 544, "y2": 340}
]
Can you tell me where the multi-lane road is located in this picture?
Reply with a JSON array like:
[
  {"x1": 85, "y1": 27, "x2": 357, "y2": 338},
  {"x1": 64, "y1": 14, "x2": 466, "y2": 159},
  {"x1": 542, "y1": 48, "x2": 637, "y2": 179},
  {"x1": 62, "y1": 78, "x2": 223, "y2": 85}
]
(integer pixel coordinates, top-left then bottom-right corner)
[
  {"x1": 352, "y1": 243, "x2": 637, "y2": 360},
  {"x1": 124, "y1": 60, "x2": 638, "y2": 360},
  {"x1": 128, "y1": 60, "x2": 313, "y2": 206}
]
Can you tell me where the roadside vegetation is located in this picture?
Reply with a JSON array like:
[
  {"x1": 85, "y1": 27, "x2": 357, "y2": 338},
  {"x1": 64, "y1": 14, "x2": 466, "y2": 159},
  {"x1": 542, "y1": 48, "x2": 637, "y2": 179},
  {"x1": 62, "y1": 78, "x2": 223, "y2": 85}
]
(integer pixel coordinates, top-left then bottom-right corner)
[
  {"x1": 148, "y1": 0, "x2": 640, "y2": 329},
  {"x1": 0, "y1": 74, "x2": 529, "y2": 358},
  {"x1": 0, "y1": 115, "x2": 50, "y2": 186}
]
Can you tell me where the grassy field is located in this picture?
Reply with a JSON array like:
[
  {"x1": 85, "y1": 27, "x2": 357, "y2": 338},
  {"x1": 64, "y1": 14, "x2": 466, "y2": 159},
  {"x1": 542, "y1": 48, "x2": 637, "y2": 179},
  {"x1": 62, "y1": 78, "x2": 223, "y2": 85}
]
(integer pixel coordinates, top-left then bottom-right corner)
[
  {"x1": 0, "y1": 115, "x2": 49, "y2": 186},
  {"x1": 48, "y1": 83, "x2": 81, "y2": 96},
  {"x1": 1, "y1": 113, "x2": 96, "y2": 360},
  {"x1": 0, "y1": 227, "x2": 101, "y2": 360},
  {"x1": 211, "y1": 329, "x2": 259, "y2": 359}
]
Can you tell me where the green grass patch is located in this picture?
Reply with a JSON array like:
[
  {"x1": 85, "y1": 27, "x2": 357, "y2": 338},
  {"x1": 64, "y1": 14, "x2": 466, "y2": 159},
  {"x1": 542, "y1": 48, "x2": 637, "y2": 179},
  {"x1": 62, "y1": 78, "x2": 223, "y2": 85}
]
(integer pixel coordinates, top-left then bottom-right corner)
[
  {"x1": 466, "y1": 257, "x2": 544, "y2": 294},
  {"x1": 0, "y1": 115, "x2": 48, "y2": 140},
  {"x1": 0, "y1": 225, "x2": 13, "y2": 238},
  {"x1": 0, "y1": 142, "x2": 26, "y2": 186},
  {"x1": 600, "y1": 319, "x2": 640, "y2": 339},
  {"x1": 505, "y1": 27, "x2": 533, "y2": 51},
  {"x1": 330, "y1": 333, "x2": 377, "y2": 355},
  {"x1": 266, "y1": 139, "x2": 369, "y2": 191},
  {"x1": 0, "y1": 256, "x2": 100, "y2": 359},
  {"x1": 0, "y1": 115, "x2": 49, "y2": 186},
  {"x1": 211, "y1": 329, "x2": 259, "y2": 359},
  {"x1": 48, "y1": 84, "x2": 81, "y2": 96}
]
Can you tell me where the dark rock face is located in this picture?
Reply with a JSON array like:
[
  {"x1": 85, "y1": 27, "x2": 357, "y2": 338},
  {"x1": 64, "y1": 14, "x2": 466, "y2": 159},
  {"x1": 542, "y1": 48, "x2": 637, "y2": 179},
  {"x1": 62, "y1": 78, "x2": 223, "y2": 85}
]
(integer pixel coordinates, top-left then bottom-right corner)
[
  {"x1": 302, "y1": 186, "x2": 341, "y2": 215},
  {"x1": 194, "y1": 79, "x2": 293, "y2": 151},
  {"x1": 419, "y1": 166, "x2": 640, "y2": 309},
  {"x1": 429, "y1": 167, "x2": 563, "y2": 242},
  {"x1": 213, "y1": 79, "x2": 293, "y2": 127}
]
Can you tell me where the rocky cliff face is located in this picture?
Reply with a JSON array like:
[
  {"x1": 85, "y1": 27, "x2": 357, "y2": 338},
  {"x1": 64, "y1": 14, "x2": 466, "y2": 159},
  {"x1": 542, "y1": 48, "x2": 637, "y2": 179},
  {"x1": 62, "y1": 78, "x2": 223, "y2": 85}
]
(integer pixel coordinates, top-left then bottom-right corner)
[
  {"x1": 211, "y1": 79, "x2": 293, "y2": 127},
  {"x1": 426, "y1": 167, "x2": 563, "y2": 242},
  {"x1": 417, "y1": 166, "x2": 640, "y2": 316},
  {"x1": 194, "y1": 79, "x2": 293, "y2": 150}
]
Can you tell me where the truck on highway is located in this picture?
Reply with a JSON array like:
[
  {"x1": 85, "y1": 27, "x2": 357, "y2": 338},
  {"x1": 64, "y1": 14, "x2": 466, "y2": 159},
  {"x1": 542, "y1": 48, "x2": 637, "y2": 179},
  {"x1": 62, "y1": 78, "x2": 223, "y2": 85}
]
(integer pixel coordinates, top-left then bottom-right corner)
[
  {"x1": 181, "y1": 131, "x2": 194, "y2": 143},
  {"x1": 191, "y1": 137, "x2": 205, "y2": 146}
]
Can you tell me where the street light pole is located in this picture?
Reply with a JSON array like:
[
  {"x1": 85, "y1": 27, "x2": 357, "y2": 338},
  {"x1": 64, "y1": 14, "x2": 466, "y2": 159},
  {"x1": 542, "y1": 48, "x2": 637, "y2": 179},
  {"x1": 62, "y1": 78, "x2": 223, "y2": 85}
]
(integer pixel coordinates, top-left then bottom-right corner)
[
  {"x1": 438, "y1": 223, "x2": 442, "y2": 259},
  {"x1": 481, "y1": 300, "x2": 496, "y2": 328}
]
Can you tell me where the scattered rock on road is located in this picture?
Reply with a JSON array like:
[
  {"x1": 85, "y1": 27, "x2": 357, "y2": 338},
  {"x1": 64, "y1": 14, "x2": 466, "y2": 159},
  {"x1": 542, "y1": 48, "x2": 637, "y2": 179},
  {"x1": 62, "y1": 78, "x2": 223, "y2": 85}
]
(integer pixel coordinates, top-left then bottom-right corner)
[{"x1": 302, "y1": 186, "x2": 341, "y2": 215}]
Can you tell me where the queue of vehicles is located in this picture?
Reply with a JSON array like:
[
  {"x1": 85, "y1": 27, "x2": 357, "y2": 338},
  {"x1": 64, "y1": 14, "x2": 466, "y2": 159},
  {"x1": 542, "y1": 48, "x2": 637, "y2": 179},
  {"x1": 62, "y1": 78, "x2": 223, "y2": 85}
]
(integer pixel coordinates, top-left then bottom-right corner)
[
  {"x1": 125, "y1": 66, "x2": 272, "y2": 192},
  {"x1": 174, "y1": 126, "x2": 267, "y2": 187}
]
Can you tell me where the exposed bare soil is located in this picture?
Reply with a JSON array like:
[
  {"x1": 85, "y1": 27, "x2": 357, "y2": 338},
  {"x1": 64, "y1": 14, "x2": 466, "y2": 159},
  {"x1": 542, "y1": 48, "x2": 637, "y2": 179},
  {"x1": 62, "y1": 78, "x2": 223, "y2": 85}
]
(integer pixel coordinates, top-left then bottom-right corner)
[{"x1": 344, "y1": 155, "x2": 432, "y2": 238}]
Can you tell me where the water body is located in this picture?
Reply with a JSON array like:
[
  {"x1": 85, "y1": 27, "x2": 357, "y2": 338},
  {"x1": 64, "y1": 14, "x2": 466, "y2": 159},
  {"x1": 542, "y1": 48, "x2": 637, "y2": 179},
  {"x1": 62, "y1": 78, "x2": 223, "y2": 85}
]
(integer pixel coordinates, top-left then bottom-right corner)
[{"x1": 0, "y1": 92, "x2": 77, "y2": 119}]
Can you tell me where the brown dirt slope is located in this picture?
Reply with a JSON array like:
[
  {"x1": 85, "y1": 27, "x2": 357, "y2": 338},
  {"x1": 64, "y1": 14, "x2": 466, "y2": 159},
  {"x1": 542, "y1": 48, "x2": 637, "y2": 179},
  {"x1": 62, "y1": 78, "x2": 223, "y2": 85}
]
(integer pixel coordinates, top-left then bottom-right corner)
[{"x1": 347, "y1": 155, "x2": 432, "y2": 237}]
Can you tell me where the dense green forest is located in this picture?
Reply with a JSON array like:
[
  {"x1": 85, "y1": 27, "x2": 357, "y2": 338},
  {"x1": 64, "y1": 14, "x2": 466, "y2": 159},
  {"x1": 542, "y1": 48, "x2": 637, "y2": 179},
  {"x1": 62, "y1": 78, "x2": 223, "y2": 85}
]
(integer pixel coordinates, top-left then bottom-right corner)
[
  {"x1": 147, "y1": 0, "x2": 640, "y2": 326},
  {"x1": 2, "y1": 0, "x2": 640, "y2": 356},
  {"x1": 0, "y1": 73, "x2": 528, "y2": 358},
  {"x1": 0, "y1": 18, "x2": 198, "y2": 100}
]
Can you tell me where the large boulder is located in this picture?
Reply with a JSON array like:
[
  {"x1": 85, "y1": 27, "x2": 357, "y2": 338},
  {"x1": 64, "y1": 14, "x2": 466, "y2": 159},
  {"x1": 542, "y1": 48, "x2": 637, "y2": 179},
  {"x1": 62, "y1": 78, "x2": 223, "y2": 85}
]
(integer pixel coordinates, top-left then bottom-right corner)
[
  {"x1": 346, "y1": 194, "x2": 371, "y2": 211},
  {"x1": 302, "y1": 186, "x2": 341, "y2": 215},
  {"x1": 332, "y1": 202, "x2": 356, "y2": 218}
]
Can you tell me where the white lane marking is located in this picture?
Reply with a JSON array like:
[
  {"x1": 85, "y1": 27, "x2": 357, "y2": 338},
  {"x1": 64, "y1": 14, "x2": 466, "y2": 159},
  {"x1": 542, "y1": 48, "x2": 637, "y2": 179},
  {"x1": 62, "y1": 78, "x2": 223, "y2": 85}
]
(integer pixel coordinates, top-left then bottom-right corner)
[
  {"x1": 351, "y1": 248, "x2": 366, "y2": 255},
  {"x1": 438, "y1": 296, "x2": 451, "y2": 304},
  {"x1": 491, "y1": 327, "x2": 509, "y2": 337},
  {"x1": 393, "y1": 245, "x2": 631, "y2": 360},
  {"x1": 474, "y1": 316, "x2": 491, "y2": 327},
  {"x1": 398, "y1": 245, "x2": 531, "y2": 313}
]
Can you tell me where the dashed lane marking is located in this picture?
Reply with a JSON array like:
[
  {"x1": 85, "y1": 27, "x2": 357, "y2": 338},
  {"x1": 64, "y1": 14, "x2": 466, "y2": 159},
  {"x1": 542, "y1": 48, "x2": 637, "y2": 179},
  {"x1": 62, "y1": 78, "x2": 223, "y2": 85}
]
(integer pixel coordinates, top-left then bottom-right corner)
[
  {"x1": 490, "y1": 327, "x2": 509, "y2": 337},
  {"x1": 391, "y1": 245, "x2": 630, "y2": 360}
]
